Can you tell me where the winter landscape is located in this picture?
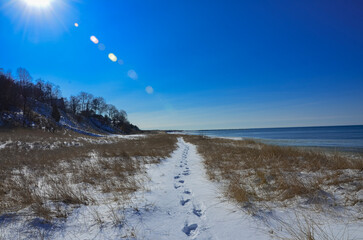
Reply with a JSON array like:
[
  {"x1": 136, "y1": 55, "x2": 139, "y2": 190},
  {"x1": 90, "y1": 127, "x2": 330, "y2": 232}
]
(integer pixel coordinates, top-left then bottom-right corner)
[
  {"x1": 1, "y1": 0, "x2": 363, "y2": 239},
  {"x1": 0, "y1": 129, "x2": 362, "y2": 239}
]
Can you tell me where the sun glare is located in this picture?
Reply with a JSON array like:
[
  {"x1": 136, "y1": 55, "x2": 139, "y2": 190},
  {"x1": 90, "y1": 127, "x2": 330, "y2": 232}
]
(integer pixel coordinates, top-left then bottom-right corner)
[{"x1": 23, "y1": 0, "x2": 52, "y2": 8}]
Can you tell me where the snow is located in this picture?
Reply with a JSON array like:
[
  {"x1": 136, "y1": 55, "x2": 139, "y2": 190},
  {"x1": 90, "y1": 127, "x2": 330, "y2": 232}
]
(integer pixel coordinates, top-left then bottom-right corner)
[
  {"x1": 0, "y1": 134, "x2": 145, "y2": 152},
  {"x1": 0, "y1": 140, "x2": 12, "y2": 149},
  {"x1": 1, "y1": 137, "x2": 362, "y2": 239},
  {"x1": 131, "y1": 137, "x2": 269, "y2": 239},
  {"x1": 106, "y1": 134, "x2": 145, "y2": 139}
]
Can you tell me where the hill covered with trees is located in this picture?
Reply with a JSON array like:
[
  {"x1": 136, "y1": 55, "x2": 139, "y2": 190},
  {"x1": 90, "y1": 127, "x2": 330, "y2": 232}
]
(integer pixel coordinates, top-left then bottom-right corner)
[{"x1": 0, "y1": 67, "x2": 139, "y2": 134}]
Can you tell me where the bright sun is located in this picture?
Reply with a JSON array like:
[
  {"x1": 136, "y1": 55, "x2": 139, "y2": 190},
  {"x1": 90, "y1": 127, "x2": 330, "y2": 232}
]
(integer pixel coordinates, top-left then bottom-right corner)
[{"x1": 23, "y1": 0, "x2": 52, "y2": 8}]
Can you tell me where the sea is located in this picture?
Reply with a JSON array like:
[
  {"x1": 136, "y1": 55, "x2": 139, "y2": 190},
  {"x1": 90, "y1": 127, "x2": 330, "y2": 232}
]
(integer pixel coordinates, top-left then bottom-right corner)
[{"x1": 183, "y1": 125, "x2": 363, "y2": 152}]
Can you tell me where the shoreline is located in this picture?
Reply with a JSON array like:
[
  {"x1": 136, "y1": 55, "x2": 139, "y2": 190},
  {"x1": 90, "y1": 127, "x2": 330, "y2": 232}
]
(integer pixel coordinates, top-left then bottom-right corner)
[{"x1": 174, "y1": 132, "x2": 363, "y2": 154}]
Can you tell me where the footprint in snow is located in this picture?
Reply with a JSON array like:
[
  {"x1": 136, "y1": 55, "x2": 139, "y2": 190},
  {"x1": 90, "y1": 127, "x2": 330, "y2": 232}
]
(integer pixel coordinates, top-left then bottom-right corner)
[
  {"x1": 182, "y1": 223, "x2": 198, "y2": 236},
  {"x1": 174, "y1": 175, "x2": 180, "y2": 179},
  {"x1": 180, "y1": 198, "x2": 190, "y2": 206},
  {"x1": 193, "y1": 207, "x2": 203, "y2": 217},
  {"x1": 179, "y1": 180, "x2": 184, "y2": 183},
  {"x1": 184, "y1": 190, "x2": 191, "y2": 195}
]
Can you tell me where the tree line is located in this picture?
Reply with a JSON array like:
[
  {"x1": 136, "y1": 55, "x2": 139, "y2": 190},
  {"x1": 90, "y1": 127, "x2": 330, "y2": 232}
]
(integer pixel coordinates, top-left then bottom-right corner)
[{"x1": 0, "y1": 67, "x2": 137, "y2": 133}]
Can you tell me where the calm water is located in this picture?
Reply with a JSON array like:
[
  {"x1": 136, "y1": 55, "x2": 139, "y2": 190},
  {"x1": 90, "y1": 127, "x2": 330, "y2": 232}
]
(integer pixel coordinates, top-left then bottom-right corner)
[{"x1": 184, "y1": 125, "x2": 363, "y2": 152}]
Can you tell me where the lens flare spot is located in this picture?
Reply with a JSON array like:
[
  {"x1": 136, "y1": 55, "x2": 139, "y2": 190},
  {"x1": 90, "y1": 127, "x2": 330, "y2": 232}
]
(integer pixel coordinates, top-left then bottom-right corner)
[
  {"x1": 90, "y1": 36, "x2": 99, "y2": 44},
  {"x1": 98, "y1": 43, "x2": 105, "y2": 51},
  {"x1": 74, "y1": 23, "x2": 79, "y2": 27},
  {"x1": 118, "y1": 59, "x2": 124, "y2": 65},
  {"x1": 108, "y1": 53, "x2": 117, "y2": 62},
  {"x1": 145, "y1": 86, "x2": 154, "y2": 94},
  {"x1": 128, "y1": 70, "x2": 138, "y2": 80}
]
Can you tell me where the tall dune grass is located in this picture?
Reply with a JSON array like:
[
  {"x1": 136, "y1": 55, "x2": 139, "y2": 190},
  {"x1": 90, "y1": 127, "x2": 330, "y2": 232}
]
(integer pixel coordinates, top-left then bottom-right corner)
[
  {"x1": 184, "y1": 135, "x2": 363, "y2": 207},
  {"x1": 0, "y1": 129, "x2": 177, "y2": 220}
]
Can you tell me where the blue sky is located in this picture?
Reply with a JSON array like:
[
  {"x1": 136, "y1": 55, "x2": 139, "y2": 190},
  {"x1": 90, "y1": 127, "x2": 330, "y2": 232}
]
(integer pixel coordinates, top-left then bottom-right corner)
[{"x1": 1, "y1": 0, "x2": 362, "y2": 130}]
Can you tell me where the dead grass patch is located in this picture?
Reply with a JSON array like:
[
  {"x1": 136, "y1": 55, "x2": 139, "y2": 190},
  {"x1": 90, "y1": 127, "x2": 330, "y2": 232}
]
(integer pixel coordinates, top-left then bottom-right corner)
[
  {"x1": 184, "y1": 135, "x2": 363, "y2": 209},
  {"x1": 0, "y1": 129, "x2": 177, "y2": 221}
]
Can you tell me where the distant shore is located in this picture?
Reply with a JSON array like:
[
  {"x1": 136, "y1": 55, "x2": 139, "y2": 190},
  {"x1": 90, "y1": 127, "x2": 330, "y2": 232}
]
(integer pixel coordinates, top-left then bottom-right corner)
[{"x1": 174, "y1": 125, "x2": 363, "y2": 153}]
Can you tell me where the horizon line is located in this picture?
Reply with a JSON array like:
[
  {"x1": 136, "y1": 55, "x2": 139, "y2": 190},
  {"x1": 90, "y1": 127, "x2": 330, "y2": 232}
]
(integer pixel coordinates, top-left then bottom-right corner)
[{"x1": 158, "y1": 124, "x2": 363, "y2": 132}]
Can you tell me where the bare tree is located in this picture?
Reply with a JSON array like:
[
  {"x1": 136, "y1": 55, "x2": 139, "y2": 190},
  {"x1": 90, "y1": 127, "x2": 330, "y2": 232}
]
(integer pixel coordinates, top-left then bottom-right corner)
[
  {"x1": 91, "y1": 97, "x2": 107, "y2": 115},
  {"x1": 78, "y1": 92, "x2": 87, "y2": 112},
  {"x1": 52, "y1": 85, "x2": 62, "y2": 99},
  {"x1": 69, "y1": 95, "x2": 80, "y2": 114},
  {"x1": 44, "y1": 82, "x2": 54, "y2": 103},
  {"x1": 17, "y1": 68, "x2": 32, "y2": 85},
  {"x1": 35, "y1": 79, "x2": 45, "y2": 101},
  {"x1": 119, "y1": 110, "x2": 127, "y2": 119},
  {"x1": 91, "y1": 97, "x2": 100, "y2": 114},
  {"x1": 16, "y1": 68, "x2": 33, "y2": 125},
  {"x1": 85, "y1": 93, "x2": 94, "y2": 113},
  {"x1": 113, "y1": 109, "x2": 128, "y2": 125},
  {"x1": 78, "y1": 92, "x2": 93, "y2": 113},
  {"x1": 106, "y1": 104, "x2": 118, "y2": 120},
  {"x1": 99, "y1": 98, "x2": 107, "y2": 115}
]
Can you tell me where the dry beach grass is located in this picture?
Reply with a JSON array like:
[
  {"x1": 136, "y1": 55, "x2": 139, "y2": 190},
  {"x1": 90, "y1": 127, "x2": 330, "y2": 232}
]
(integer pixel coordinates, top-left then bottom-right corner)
[
  {"x1": 183, "y1": 135, "x2": 363, "y2": 239},
  {"x1": 184, "y1": 135, "x2": 363, "y2": 209},
  {"x1": 0, "y1": 129, "x2": 177, "y2": 221},
  {"x1": 1, "y1": 130, "x2": 362, "y2": 239}
]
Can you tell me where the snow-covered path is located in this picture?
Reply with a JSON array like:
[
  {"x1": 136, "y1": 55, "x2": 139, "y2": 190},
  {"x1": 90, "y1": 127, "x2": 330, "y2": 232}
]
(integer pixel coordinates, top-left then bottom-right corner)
[
  {"x1": 0, "y1": 137, "x2": 271, "y2": 240},
  {"x1": 135, "y1": 137, "x2": 268, "y2": 239}
]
